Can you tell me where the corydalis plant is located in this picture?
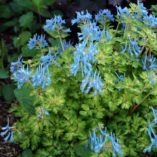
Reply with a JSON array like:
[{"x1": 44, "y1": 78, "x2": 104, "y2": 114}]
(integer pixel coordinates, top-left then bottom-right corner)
[
  {"x1": 9, "y1": 1, "x2": 157, "y2": 157},
  {"x1": 87, "y1": 128, "x2": 122, "y2": 157}
]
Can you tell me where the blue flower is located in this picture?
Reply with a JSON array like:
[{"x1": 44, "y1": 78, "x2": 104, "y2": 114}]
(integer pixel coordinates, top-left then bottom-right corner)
[
  {"x1": 83, "y1": 71, "x2": 103, "y2": 95},
  {"x1": 0, "y1": 118, "x2": 13, "y2": 142},
  {"x1": 144, "y1": 122, "x2": 157, "y2": 153},
  {"x1": 31, "y1": 64, "x2": 51, "y2": 90},
  {"x1": 137, "y1": 1, "x2": 148, "y2": 17},
  {"x1": 110, "y1": 133, "x2": 123, "y2": 157},
  {"x1": 10, "y1": 56, "x2": 22, "y2": 73},
  {"x1": 28, "y1": 34, "x2": 48, "y2": 49},
  {"x1": 116, "y1": 6, "x2": 129, "y2": 17},
  {"x1": 101, "y1": 30, "x2": 112, "y2": 42},
  {"x1": 142, "y1": 54, "x2": 157, "y2": 71},
  {"x1": 121, "y1": 39, "x2": 141, "y2": 58},
  {"x1": 148, "y1": 73, "x2": 156, "y2": 85},
  {"x1": 36, "y1": 107, "x2": 50, "y2": 119},
  {"x1": 87, "y1": 128, "x2": 122, "y2": 156},
  {"x1": 144, "y1": 107, "x2": 157, "y2": 153},
  {"x1": 71, "y1": 11, "x2": 92, "y2": 25},
  {"x1": 80, "y1": 72, "x2": 91, "y2": 93},
  {"x1": 143, "y1": 15, "x2": 157, "y2": 28},
  {"x1": 40, "y1": 50, "x2": 59, "y2": 66},
  {"x1": 115, "y1": 72, "x2": 125, "y2": 82},
  {"x1": 44, "y1": 15, "x2": 65, "y2": 31},
  {"x1": 78, "y1": 22, "x2": 101, "y2": 42},
  {"x1": 57, "y1": 40, "x2": 73, "y2": 53},
  {"x1": 70, "y1": 41, "x2": 87, "y2": 76},
  {"x1": 129, "y1": 39, "x2": 141, "y2": 57},
  {"x1": 13, "y1": 65, "x2": 30, "y2": 89},
  {"x1": 95, "y1": 9, "x2": 114, "y2": 22},
  {"x1": 150, "y1": 107, "x2": 157, "y2": 123},
  {"x1": 88, "y1": 129, "x2": 106, "y2": 153}
]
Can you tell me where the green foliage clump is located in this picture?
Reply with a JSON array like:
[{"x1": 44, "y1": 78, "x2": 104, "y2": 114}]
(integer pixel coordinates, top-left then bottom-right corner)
[{"x1": 7, "y1": 2, "x2": 157, "y2": 157}]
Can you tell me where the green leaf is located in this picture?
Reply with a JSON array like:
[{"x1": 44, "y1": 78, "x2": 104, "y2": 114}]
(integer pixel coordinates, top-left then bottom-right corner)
[
  {"x1": 0, "y1": 69, "x2": 9, "y2": 79},
  {"x1": 32, "y1": 0, "x2": 43, "y2": 9},
  {"x1": 0, "y1": 5, "x2": 12, "y2": 18},
  {"x1": 13, "y1": 31, "x2": 31, "y2": 47},
  {"x1": 19, "y1": 31, "x2": 32, "y2": 45},
  {"x1": 14, "y1": 87, "x2": 35, "y2": 113},
  {"x1": 2, "y1": 84, "x2": 15, "y2": 103},
  {"x1": 19, "y1": 12, "x2": 34, "y2": 28},
  {"x1": 22, "y1": 45, "x2": 38, "y2": 57},
  {"x1": 21, "y1": 149, "x2": 33, "y2": 157},
  {"x1": 74, "y1": 144, "x2": 92, "y2": 157},
  {"x1": 10, "y1": 0, "x2": 34, "y2": 12}
]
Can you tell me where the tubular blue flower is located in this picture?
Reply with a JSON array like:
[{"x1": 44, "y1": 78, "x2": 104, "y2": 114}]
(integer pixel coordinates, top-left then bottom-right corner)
[
  {"x1": 143, "y1": 15, "x2": 157, "y2": 28},
  {"x1": 10, "y1": 56, "x2": 23, "y2": 73},
  {"x1": 110, "y1": 133, "x2": 123, "y2": 157},
  {"x1": 144, "y1": 122, "x2": 157, "y2": 153},
  {"x1": 31, "y1": 64, "x2": 51, "y2": 90},
  {"x1": 116, "y1": 6, "x2": 129, "y2": 17},
  {"x1": 115, "y1": 72, "x2": 125, "y2": 82},
  {"x1": 40, "y1": 50, "x2": 59, "y2": 66},
  {"x1": 78, "y1": 22, "x2": 101, "y2": 42},
  {"x1": 129, "y1": 39, "x2": 141, "y2": 57},
  {"x1": 87, "y1": 128, "x2": 122, "y2": 156},
  {"x1": 95, "y1": 9, "x2": 114, "y2": 22},
  {"x1": 88, "y1": 129, "x2": 106, "y2": 154},
  {"x1": 148, "y1": 73, "x2": 156, "y2": 85},
  {"x1": 44, "y1": 15, "x2": 65, "y2": 31},
  {"x1": 71, "y1": 10, "x2": 92, "y2": 25},
  {"x1": 101, "y1": 30, "x2": 112, "y2": 42},
  {"x1": 40, "y1": 52, "x2": 53, "y2": 65},
  {"x1": 137, "y1": 1, "x2": 148, "y2": 17},
  {"x1": 28, "y1": 34, "x2": 48, "y2": 49},
  {"x1": 142, "y1": 54, "x2": 157, "y2": 71},
  {"x1": 80, "y1": 72, "x2": 91, "y2": 93},
  {"x1": 71, "y1": 40, "x2": 102, "y2": 95},
  {"x1": 57, "y1": 40, "x2": 73, "y2": 53},
  {"x1": 70, "y1": 41, "x2": 87, "y2": 76},
  {"x1": 121, "y1": 39, "x2": 141, "y2": 58},
  {"x1": 0, "y1": 118, "x2": 13, "y2": 142},
  {"x1": 12, "y1": 65, "x2": 30, "y2": 89},
  {"x1": 150, "y1": 107, "x2": 157, "y2": 123},
  {"x1": 36, "y1": 107, "x2": 50, "y2": 119},
  {"x1": 84, "y1": 71, "x2": 103, "y2": 95}
]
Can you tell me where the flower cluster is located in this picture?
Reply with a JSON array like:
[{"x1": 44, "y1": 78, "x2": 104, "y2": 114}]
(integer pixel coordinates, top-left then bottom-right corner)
[
  {"x1": 116, "y1": 6, "x2": 129, "y2": 18},
  {"x1": 87, "y1": 128, "x2": 122, "y2": 157},
  {"x1": 11, "y1": 50, "x2": 60, "y2": 89},
  {"x1": 137, "y1": 1, "x2": 157, "y2": 27},
  {"x1": 95, "y1": 9, "x2": 114, "y2": 22},
  {"x1": 81, "y1": 71, "x2": 103, "y2": 95},
  {"x1": 28, "y1": 34, "x2": 48, "y2": 49},
  {"x1": 78, "y1": 22, "x2": 101, "y2": 42},
  {"x1": 71, "y1": 10, "x2": 92, "y2": 25},
  {"x1": 70, "y1": 40, "x2": 103, "y2": 95},
  {"x1": 0, "y1": 118, "x2": 13, "y2": 142},
  {"x1": 142, "y1": 54, "x2": 157, "y2": 71},
  {"x1": 144, "y1": 107, "x2": 157, "y2": 153},
  {"x1": 31, "y1": 64, "x2": 51, "y2": 90},
  {"x1": 121, "y1": 39, "x2": 141, "y2": 58},
  {"x1": 44, "y1": 15, "x2": 65, "y2": 31},
  {"x1": 10, "y1": 56, "x2": 23, "y2": 73},
  {"x1": 12, "y1": 65, "x2": 31, "y2": 89}
]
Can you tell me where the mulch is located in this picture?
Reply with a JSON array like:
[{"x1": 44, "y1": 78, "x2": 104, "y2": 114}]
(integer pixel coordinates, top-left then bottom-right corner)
[{"x1": 0, "y1": 101, "x2": 21, "y2": 157}]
